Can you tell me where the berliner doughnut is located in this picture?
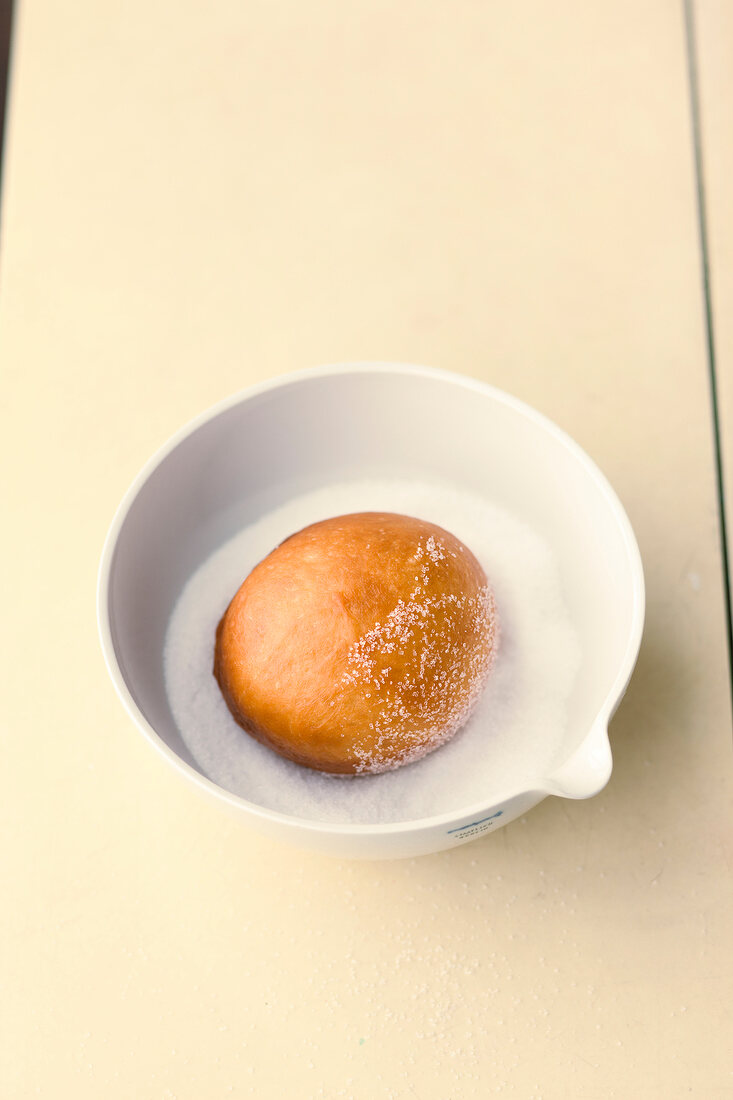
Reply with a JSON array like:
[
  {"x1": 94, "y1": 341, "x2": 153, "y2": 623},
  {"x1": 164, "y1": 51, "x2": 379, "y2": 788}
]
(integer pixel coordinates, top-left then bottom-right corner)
[{"x1": 213, "y1": 512, "x2": 499, "y2": 775}]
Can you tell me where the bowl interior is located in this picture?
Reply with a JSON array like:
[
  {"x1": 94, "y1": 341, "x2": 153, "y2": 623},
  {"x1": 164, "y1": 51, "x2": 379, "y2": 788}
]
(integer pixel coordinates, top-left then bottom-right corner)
[{"x1": 104, "y1": 368, "x2": 640, "y2": 812}]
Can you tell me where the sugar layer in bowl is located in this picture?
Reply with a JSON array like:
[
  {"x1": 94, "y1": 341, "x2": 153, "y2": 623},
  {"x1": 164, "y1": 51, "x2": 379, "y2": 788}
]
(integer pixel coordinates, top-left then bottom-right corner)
[{"x1": 163, "y1": 480, "x2": 581, "y2": 824}]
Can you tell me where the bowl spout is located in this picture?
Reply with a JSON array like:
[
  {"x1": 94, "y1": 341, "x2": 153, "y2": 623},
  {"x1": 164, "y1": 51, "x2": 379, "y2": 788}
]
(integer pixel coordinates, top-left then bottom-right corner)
[{"x1": 545, "y1": 721, "x2": 612, "y2": 799}]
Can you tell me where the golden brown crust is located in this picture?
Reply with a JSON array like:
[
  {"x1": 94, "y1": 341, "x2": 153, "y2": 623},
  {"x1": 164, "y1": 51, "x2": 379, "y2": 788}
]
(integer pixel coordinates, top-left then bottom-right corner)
[{"x1": 213, "y1": 512, "x2": 499, "y2": 774}]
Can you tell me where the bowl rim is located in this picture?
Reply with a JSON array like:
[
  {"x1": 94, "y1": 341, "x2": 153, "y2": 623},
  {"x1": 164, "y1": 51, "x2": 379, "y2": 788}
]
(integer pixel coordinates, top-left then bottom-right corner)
[{"x1": 97, "y1": 361, "x2": 646, "y2": 836}]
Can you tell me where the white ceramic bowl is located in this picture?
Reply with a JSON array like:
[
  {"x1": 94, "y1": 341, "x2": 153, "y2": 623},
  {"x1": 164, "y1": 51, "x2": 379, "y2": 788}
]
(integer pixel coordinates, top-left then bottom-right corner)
[{"x1": 98, "y1": 364, "x2": 644, "y2": 858}]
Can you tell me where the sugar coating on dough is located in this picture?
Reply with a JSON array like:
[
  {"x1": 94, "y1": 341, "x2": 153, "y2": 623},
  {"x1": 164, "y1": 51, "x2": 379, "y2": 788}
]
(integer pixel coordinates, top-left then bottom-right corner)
[
  {"x1": 214, "y1": 513, "x2": 499, "y2": 775},
  {"x1": 341, "y1": 557, "x2": 498, "y2": 773}
]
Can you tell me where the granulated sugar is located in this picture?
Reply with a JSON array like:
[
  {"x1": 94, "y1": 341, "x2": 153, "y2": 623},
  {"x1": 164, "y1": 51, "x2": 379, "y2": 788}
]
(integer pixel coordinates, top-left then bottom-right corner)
[{"x1": 163, "y1": 480, "x2": 581, "y2": 824}]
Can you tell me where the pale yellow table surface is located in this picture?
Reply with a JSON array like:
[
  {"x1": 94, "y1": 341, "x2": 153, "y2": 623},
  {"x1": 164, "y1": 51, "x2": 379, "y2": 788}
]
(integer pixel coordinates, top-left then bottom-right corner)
[{"x1": 2, "y1": 2, "x2": 733, "y2": 1097}]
